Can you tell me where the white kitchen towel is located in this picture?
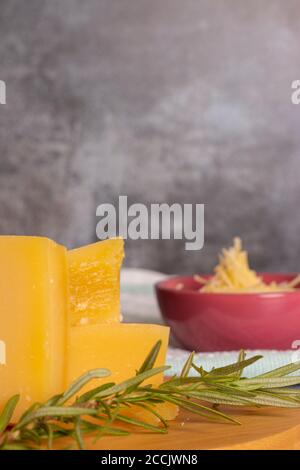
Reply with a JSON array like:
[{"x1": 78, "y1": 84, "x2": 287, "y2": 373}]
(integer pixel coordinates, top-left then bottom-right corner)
[{"x1": 121, "y1": 268, "x2": 300, "y2": 378}]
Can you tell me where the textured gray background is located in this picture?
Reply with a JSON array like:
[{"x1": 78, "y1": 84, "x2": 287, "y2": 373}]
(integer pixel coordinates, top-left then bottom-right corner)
[{"x1": 0, "y1": 0, "x2": 300, "y2": 274}]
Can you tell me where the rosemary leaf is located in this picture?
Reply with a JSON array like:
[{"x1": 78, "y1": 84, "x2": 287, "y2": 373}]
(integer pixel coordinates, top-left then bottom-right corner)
[
  {"x1": 180, "y1": 352, "x2": 195, "y2": 378},
  {"x1": 56, "y1": 368, "x2": 111, "y2": 405},
  {"x1": 205, "y1": 355, "x2": 262, "y2": 377},
  {"x1": 254, "y1": 361, "x2": 300, "y2": 379},
  {"x1": 94, "y1": 366, "x2": 169, "y2": 398},
  {"x1": 127, "y1": 402, "x2": 169, "y2": 428},
  {"x1": 76, "y1": 382, "x2": 116, "y2": 404},
  {"x1": 1, "y1": 344, "x2": 300, "y2": 450},
  {"x1": 233, "y1": 376, "x2": 300, "y2": 390},
  {"x1": 161, "y1": 395, "x2": 241, "y2": 424},
  {"x1": 138, "y1": 340, "x2": 162, "y2": 374},
  {"x1": 115, "y1": 414, "x2": 167, "y2": 434},
  {"x1": 15, "y1": 406, "x2": 98, "y2": 430},
  {"x1": 74, "y1": 418, "x2": 84, "y2": 450},
  {"x1": 0, "y1": 395, "x2": 19, "y2": 433}
]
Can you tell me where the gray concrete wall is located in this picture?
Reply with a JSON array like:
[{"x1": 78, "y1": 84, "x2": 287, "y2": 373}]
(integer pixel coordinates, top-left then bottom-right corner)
[{"x1": 0, "y1": 0, "x2": 300, "y2": 273}]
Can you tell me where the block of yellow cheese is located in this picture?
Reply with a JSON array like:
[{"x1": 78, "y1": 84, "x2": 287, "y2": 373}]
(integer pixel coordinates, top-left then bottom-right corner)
[
  {"x1": 68, "y1": 238, "x2": 124, "y2": 326},
  {"x1": 67, "y1": 323, "x2": 169, "y2": 390},
  {"x1": 68, "y1": 323, "x2": 177, "y2": 425},
  {"x1": 0, "y1": 236, "x2": 68, "y2": 416}
]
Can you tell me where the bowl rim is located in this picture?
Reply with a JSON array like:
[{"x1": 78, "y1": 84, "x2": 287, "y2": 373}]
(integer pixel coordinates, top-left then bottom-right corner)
[{"x1": 155, "y1": 272, "x2": 300, "y2": 298}]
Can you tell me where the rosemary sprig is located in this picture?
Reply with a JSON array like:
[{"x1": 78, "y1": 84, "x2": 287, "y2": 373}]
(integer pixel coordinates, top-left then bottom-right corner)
[{"x1": 1, "y1": 342, "x2": 300, "y2": 450}]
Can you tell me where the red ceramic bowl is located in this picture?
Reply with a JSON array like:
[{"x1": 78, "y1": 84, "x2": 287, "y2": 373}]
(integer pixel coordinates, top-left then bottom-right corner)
[{"x1": 155, "y1": 273, "x2": 300, "y2": 351}]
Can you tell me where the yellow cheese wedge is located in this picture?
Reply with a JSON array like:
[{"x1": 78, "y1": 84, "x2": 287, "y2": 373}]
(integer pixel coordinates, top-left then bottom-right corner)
[
  {"x1": 0, "y1": 236, "x2": 68, "y2": 416},
  {"x1": 68, "y1": 238, "x2": 124, "y2": 326},
  {"x1": 67, "y1": 323, "x2": 169, "y2": 391}
]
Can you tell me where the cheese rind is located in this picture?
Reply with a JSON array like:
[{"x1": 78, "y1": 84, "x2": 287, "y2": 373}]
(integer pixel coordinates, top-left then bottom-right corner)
[
  {"x1": 68, "y1": 238, "x2": 124, "y2": 326},
  {"x1": 0, "y1": 236, "x2": 68, "y2": 415},
  {"x1": 67, "y1": 323, "x2": 169, "y2": 390}
]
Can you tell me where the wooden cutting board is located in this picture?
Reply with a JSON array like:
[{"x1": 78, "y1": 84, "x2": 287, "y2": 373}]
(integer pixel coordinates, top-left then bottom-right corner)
[{"x1": 82, "y1": 406, "x2": 300, "y2": 450}]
